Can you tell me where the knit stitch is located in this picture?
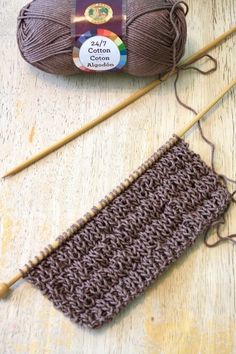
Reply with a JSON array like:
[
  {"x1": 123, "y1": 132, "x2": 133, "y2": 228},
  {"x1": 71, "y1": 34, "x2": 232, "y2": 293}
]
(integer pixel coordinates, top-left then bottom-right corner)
[{"x1": 25, "y1": 138, "x2": 231, "y2": 328}]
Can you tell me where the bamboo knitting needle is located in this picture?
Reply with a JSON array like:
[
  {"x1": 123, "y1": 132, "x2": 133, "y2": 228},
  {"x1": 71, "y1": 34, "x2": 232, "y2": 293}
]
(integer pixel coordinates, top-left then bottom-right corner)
[
  {"x1": 0, "y1": 77, "x2": 235, "y2": 299},
  {"x1": 2, "y1": 25, "x2": 236, "y2": 178}
]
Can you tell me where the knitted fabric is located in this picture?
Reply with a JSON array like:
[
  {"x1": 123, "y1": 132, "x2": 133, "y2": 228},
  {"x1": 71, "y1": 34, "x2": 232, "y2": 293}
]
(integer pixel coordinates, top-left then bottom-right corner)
[{"x1": 25, "y1": 137, "x2": 231, "y2": 328}]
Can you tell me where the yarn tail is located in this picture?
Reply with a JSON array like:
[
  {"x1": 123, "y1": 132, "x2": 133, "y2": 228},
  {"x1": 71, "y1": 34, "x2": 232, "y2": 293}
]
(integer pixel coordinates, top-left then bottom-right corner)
[{"x1": 173, "y1": 55, "x2": 236, "y2": 247}]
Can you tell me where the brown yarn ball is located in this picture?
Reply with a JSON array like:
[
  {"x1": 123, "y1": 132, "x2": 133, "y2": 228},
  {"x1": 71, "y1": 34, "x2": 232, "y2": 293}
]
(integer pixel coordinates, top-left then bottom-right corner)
[{"x1": 17, "y1": 0, "x2": 187, "y2": 77}]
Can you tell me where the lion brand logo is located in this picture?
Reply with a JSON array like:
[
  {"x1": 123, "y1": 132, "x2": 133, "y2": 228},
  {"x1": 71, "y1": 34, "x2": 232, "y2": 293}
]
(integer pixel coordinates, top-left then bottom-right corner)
[{"x1": 84, "y1": 3, "x2": 113, "y2": 24}]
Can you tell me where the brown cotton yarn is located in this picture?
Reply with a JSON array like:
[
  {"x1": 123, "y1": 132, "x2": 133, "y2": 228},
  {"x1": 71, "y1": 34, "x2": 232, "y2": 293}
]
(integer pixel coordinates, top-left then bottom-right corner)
[
  {"x1": 17, "y1": 0, "x2": 187, "y2": 77},
  {"x1": 24, "y1": 137, "x2": 231, "y2": 328}
]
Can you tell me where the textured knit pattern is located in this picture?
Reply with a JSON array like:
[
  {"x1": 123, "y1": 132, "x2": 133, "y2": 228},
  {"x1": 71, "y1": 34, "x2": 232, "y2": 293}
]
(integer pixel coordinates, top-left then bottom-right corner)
[{"x1": 26, "y1": 139, "x2": 231, "y2": 328}]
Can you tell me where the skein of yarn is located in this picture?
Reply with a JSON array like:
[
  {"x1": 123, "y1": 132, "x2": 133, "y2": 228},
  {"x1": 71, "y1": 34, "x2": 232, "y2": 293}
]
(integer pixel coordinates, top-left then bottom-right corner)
[{"x1": 17, "y1": 0, "x2": 188, "y2": 77}]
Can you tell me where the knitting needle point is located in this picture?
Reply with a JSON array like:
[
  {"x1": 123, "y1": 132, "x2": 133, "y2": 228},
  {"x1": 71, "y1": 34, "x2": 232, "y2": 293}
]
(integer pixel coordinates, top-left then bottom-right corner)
[
  {"x1": 2, "y1": 25, "x2": 236, "y2": 178},
  {"x1": 1, "y1": 77, "x2": 235, "y2": 298}
]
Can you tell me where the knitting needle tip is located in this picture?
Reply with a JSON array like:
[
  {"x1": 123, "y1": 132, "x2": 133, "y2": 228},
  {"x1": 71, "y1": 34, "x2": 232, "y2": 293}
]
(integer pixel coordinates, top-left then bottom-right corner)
[
  {"x1": 2, "y1": 172, "x2": 13, "y2": 179},
  {"x1": 2, "y1": 166, "x2": 22, "y2": 178}
]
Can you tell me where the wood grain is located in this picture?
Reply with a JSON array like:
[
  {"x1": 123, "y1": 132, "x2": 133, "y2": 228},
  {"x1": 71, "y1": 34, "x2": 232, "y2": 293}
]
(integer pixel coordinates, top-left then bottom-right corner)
[{"x1": 0, "y1": 1, "x2": 236, "y2": 353}]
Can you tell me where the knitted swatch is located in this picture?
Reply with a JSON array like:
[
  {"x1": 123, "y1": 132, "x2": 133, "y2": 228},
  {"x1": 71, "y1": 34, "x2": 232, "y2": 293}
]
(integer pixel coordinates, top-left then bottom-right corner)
[{"x1": 25, "y1": 137, "x2": 231, "y2": 328}]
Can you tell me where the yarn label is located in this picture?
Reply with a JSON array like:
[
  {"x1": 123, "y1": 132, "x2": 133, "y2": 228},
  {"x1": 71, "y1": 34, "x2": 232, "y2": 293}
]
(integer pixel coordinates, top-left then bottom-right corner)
[{"x1": 72, "y1": 1, "x2": 127, "y2": 72}]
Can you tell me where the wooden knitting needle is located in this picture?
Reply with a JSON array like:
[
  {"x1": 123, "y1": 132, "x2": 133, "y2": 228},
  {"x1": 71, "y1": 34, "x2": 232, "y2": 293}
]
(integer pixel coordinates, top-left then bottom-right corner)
[
  {"x1": 2, "y1": 25, "x2": 236, "y2": 178},
  {"x1": 0, "y1": 77, "x2": 235, "y2": 298}
]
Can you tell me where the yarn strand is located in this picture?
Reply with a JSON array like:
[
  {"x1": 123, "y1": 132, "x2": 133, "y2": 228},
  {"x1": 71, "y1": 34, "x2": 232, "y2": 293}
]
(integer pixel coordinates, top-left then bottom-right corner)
[
  {"x1": 169, "y1": 1, "x2": 189, "y2": 74},
  {"x1": 173, "y1": 59, "x2": 236, "y2": 247}
]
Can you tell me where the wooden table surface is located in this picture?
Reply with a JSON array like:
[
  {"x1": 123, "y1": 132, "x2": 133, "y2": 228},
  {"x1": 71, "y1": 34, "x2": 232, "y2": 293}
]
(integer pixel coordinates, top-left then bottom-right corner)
[{"x1": 0, "y1": 1, "x2": 236, "y2": 353}]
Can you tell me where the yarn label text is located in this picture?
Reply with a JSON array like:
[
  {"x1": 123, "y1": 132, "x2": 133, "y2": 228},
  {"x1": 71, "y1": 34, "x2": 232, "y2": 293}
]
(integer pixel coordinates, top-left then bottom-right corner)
[
  {"x1": 79, "y1": 35, "x2": 120, "y2": 71},
  {"x1": 73, "y1": 30, "x2": 127, "y2": 72},
  {"x1": 72, "y1": 1, "x2": 127, "y2": 72}
]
